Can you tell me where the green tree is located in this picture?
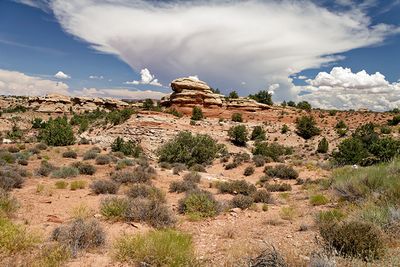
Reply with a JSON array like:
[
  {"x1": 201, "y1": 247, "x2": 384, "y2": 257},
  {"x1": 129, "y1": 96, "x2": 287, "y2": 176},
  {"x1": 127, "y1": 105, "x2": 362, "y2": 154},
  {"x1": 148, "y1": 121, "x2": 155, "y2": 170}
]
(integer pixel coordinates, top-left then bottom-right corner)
[
  {"x1": 248, "y1": 90, "x2": 273, "y2": 105},
  {"x1": 297, "y1": 101, "x2": 312, "y2": 111},
  {"x1": 251, "y1": 126, "x2": 266, "y2": 141},
  {"x1": 143, "y1": 99, "x2": 154, "y2": 110},
  {"x1": 231, "y1": 113, "x2": 243, "y2": 122},
  {"x1": 191, "y1": 106, "x2": 204, "y2": 121},
  {"x1": 228, "y1": 91, "x2": 239, "y2": 99},
  {"x1": 287, "y1": 101, "x2": 296, "y2": 107},
  {"x1": 228, "y1": 125, "x2": 248, "y2": 146},
  {"x1": 39, "y1": 117, "x2": 75, "y2": 146},
  {"x1": 295, "y1": 115, "x2": 320, "y2": 139},
  {"x1": 317, "y1": 137, "x2": 329, "y2": 153}
]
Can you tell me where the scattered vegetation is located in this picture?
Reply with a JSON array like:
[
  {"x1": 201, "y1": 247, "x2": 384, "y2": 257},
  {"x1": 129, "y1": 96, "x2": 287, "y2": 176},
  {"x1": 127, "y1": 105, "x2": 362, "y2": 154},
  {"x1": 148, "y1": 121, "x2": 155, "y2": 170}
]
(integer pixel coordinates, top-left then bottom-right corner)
[
  {"x1": 95, "y1": 155, "x2": 111, "y2": 165},
  {"x1": 253, "y1": 142, "x2": 292, "y2": 161},
  {"x1": 217, "y1": 180, "x2": 256, "y2": 196},
  {"x1": 231, "y1": 113, "x2": 243, "y2": 122},
  {"x1": 90, "y1": 180, "x2": 119, "y2": 194},
  {"x1": 52, "y1": 166, "x2": 79, "y2": 179},
  {"x1": 243, "y1": 166, "x2": 255, "y2": 176},
  {"x1": 231, "y1": 194, "x2": 254, "y2": 209},
  {"x1": 248, "y1": 90, "x2": 273, "y2": 105},
  {"x1": 62, "y1": 150, "x2": 77, "y2": 159}
]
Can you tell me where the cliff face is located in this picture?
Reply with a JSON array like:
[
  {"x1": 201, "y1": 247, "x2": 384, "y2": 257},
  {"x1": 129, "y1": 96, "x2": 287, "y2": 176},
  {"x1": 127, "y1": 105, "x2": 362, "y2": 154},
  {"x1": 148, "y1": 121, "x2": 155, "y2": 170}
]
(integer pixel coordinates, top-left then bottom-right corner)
[
  {"x1": 161, "y1": 77, "x2": 271, "y2": 111},
  {"x1": 0, "y1": 94, "x2": 129, "y2": 113}
]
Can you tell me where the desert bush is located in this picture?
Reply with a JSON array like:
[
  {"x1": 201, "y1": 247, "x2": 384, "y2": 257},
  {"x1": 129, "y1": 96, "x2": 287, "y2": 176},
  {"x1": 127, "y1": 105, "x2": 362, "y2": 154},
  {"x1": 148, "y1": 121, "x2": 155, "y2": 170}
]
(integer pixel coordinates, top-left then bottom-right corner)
[
  {"x1": 333, "y1": 137, "x2": 369, "y2": 165},
  {"x1": 248, "y1": 90, "x2": 273, "y2": 105},
  {"x1": 228, "y1": 91, "x2": 239, "y2": 99},
  {"x1": 191, "y1": 106, "x2": 204, "y2": 121},
  {"x1": 183, "y1": 172, "x2": 201, "y2": 183},
  {"x1": 0, "y1": 165, "x2": 25, "y2": 191},
  {"x1": 32, "y1": 117, "x2": 45, "y2": 129},
  {"x1": 178, "y1": 190, "x2": 220, "y2": 219},
  {"x1": 233, "y1": 152, "x2": 251, "y2": 164},
  {"x1": 309, "y1": 194, "x2": 329, "y2": 206},
  {"x1": 166, "y1": 108, "x2": 183, "y2": 118},
  {"x1": 0, "y1": 217, "x2": 39, "y2": 256},
  {"x1": 281, "y1": 124, "x2": 289, "y2": 134},
  {"x1": 106, "y1": 109, "x2": 134, "y2": 125},
  {"x1": 113, "y1": 229, "x2": 194, "y2": 266},
  {"x1": 126, "y1": 184, "x2": 165, "y2": 203},
  {"x1": 52, "y1": 166, "x2": 79, "y2": 179},
  {"x1": 17, "y1": 158, "x2": 28, "y2": 166},
  {"x1": 316, "y1": 209, "x2": 345, "y2": 226},
  {"x1": 189, "y1": 163, "x2": 206, "y2": 172},
  {"x1": 172, "y1": 163, "x2": 187, "y2": 175},
  {"x1": 169, "y1": 180, "x2": 198, "y2": 193},
  {"x1": 317, "y1": 137, "x2": 329, "y2": 153},
  {"x1": 55, "y1": 180, "x2": 68, "y2": 189},
  {"x1": 157, "y1": 131, "x2": 221, "y2": 166},
  {"x1": 228, "y1": 124, "x2": 248, "y2": 146},
  {"x1": 51, "y1": 218, "x2": 105, "y2": 257},
  {"x1": 111, "y1": 137, "x2": 142, "y2": 157},
  {"x1": 116, "y1": 158, "x2": 134, "y2": 170},
  {"x1": 280, "y1": 206, "x2": 297, "y2": 221},
  {"x1": 297, "y1": 101, "x2": 312, "y2": 110},
  {"x1": 249, "y1": 246, "x2": 288, "y2": 267},
  {"x1": 388, "y1": 115, "x2": 400, "y2": 126},
  {"x1": 231, "y1": 194, "x2": 254, "y2": 209},
  {"x1": 36, "y1": 160, "x2": 56, "y2": 177},
  {"x1": 253, "y1": 142, "x2": 292, "y2": 162},
  {"x1": 231, "y1": 113, "x2": 243, "y2": 122},
  {"x1": 35, "y1": 143, "x2": 48, "y2": 150},
  {"x1": 90, "y1": 180, "x2": 119, "y2": 194},
  {"x1": 252, "y1": 189, "x2": 273, "y2": 204},
  {"x1": 243, "y1": 166, "x2": 255, "y2": 176},
  {"x1": 224, "y1": 162, "x2": 239, "y2": 170},
  {"x1": 296, "y1": 115, "x2": 320, "y2": 139},
  {"x1": 251, "y1": 126, "x2": 266, "y2": 141},
  {"x1": 265, "y1": 165, "x2": 298, "y2": 179},
  {"x1": 159, "y1": 162, "x2": 172, "y2": 170},
  {"x1": 62, "y1": 150, "x2": 77, "y2": 159},
  {"x1": 71, "y1": 162, "x2": 96, "y2": 175},
  {"x1": 111, "y1": 166, "x2": 153, "y2": 184},
  {"x1": 0, "y1": 151, "x2": 16, "y2": 164},
  {"x1": 7, "y1": 146, "x2": 19, "y2": 153},
  {"x1": 70, "y1": 180, "x2": 86, "y2": 190},
  {"x1": 100, "y1": 197, "x2": 129, "y2": 220},
  {"x1": 217, "y1": 180, "x2": 256, "y2": 196},
  {"x1": 368, "y1": 137, "x2": 400, "y2": 163},
  {"x1": 83, "y1": 151, "x2": 98, "y2": 160},
  {"x1": 253, "y1": 155, "x2": 265, "y2": 167},
  {"x1": 319, "y1": 220, "x2": 385, "y2": 260},
  {"x1": 265, "y1": 183, "x2": 292, "y2": 192},
  {"x1": 39, "y1": 117, "x2": 75, "y2": 146},
  {"x1": 6, "y1": 125, "x2": 24, "y2": 141},
  {"x1": 380, "y1": 126, "x2": 391, "y2": 134},
  {"x1": 95, "y1": 155, "x2": 111, "y2": 165},
  {"x1": 0, "y1": 189, "x2": 19, "y2": 216}
]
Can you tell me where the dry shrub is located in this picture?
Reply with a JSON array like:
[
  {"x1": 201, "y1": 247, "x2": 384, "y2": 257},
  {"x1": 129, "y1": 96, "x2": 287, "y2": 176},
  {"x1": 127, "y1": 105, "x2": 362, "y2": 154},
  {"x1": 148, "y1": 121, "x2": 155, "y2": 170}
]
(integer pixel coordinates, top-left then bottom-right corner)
[
  {"x1": 231, "y1": 194, "x2": 254, "y2": 209},
  {"x1": 217, "y1": 180, "x2": 256, "y2": 196},
  {"x1": 90, "y1": 180, "x2": 119, "y2": 194}
]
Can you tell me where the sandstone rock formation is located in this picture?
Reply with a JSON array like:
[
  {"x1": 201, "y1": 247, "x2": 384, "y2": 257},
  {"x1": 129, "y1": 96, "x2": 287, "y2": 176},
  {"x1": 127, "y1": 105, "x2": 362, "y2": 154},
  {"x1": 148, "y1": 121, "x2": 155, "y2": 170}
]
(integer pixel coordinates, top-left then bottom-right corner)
[{"x1": 161, "y1": 77, "x2": 271, "y2": 111}]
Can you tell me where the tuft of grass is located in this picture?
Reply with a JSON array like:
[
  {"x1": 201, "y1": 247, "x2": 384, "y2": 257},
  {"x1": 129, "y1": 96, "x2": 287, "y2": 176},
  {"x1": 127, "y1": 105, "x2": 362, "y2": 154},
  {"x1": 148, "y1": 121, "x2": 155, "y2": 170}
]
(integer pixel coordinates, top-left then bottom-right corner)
[
  {"x1": 54, "y1": 180, "x2": 68, "y2": 189},
  {"x1": 70, "y1": 204, "x2": 94, "y2": 220},
  {"x1": 70, "y1": 180, "x2": 86, "y2": 190},
  {"x1": 0, "y1": 189, "x2": 19, "y2": 216},
  {"x1": 178, "y1": 190, "x2": 220, "y2": 220},
  {"x1": 0, "y1": 217, "x2": 40, "y2": 255},
  {"x1": 309, "y1": 194, "x2": 329, "y2": 206},
  {"x1": 316, "y1": 209, "x2": 346, "y2": 226},
  {"x1": 52, "y1": 166, "x2": 79, "y2": 179},
  {"x1": 113, "y1": 229, "x2": 195, "y2": 266},
  {"x1": 280, "y1": 206, "x2": 297, "y2": 221},
  {"x1": 100, "y1": 197, "x2": 129, "y2": 220}
]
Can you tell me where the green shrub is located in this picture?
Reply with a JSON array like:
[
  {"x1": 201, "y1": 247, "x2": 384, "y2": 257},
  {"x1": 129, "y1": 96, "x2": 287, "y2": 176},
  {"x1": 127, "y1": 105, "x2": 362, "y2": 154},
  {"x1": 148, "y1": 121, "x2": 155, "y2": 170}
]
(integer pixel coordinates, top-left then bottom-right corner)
[
  {"x1": 335, "y1": 120, "x2": 347, "y2": 129},
  {"x1": 83, "y1": 151, "x2": 98, "y2": 160},
  {"x1": 126, "y1": 184, "x2": 165, "y2": 203},
  {"x1": 319, "y1": 220, "x2": 385, "y2": 260},
  {"x1": 35, "y1": 143, "x2": 48, "y2": 150},
  {"x1": 368, "y1": 137, "x2": 400, "y2": 163},
  {"x1": 252, "y1": 189, "x2": 273, "y2": 203},
  {"x1": 113, "y1": 229, "x2": 194, "y2": 266},
  {"x1": 0, "y1": 189, "x2": 19, "y2": 216},
  {"x1": 231, "y1": 194, "x2": 254, "y2": 209},
  {"x1": 265, "y1": 165, "x2": 298, "y2": 179},
  {"x1": 39, "y1": 117, "x2": 75, "y2": 146},
  {"x1": 228, "y1": 125, "x2": 248, "y2": 146},
  {"x1": 309, "y1": 194, "x2": 329, "y2": 206},
  {"x1": 106, "y1": 109, "x2": 134, "y2": 125},
  {"x1": 95, "y1": 155, "x2": 111, "y2": 165},
  {"x1": 188, "y1": 164, "x2": 206, "y2": 173},
  {"x1": 388, "y1": 115, "x2": 400, "y2": 126},
  {"x1": 6, "y1": 125, "x2": 24, "y2": 141},
  {"x1": 169, "y1": 180, "x2": 198, "y2": 193},
  {"x1": 265, "y1": 182, "x2": 292, "y2": 192},
  {"x1": 243, "y1": 166, "x2": 255, "y2": 176},
  {"x1": 380, "y1": 126, "x2": 391, "y2": 134},
  {"x1": 296, "y1": 115, "x2": 320, "y2": 139},
  {"x1": 52, "y1": 166, "x2": 79, "y2": 179},
  {"x1": 62, "y1": 150, "x2": 77, "y2": 159},
  {"x1": 251, "y1": 126, "x2": 266, "y2": 141},
  {"x1": 191, "y1": 106, "x2": 204, "y2": 121},
  {"x1": 316, "y1": 209, "x2": 345, "y2": 226},
  {"x1": 116, "y1": 158, "x2": 134, "y2": 170},
  {"x1": 32, "y1": 118, "x2": 45, "y2": 129},
  {"x1": 333, "y1": 137, "x2": 369, "y2": 165},
  {"x1": 51, "y1": 218, "x2": 105, "y2": 257},
  {"x1": 228, "y1": 91, "x2": 239, "y2": 99},
  {"x1": 72, "y1": 162, "x2": 96, "y2": 175},
  {"x1": 157, "y1": 131, "x2": 221, "y2": 166},
  {"x1": 178, "y1": 190, "x2": 220, "y2": 219},
  {"x1": 253, "y1": 155, "x2": 265, "y2": 167},
  {"x1": 353, "y1": 123, "x2": 379, "y2": 147},
  {"x1": 248, "y1": 90, "x2": 273, "y2": 105},
  {"x1": 297, "y1": 101, "x2": 311, "y2": 111},
  {"x1": 317, "y1": 137, "x2": 329, "y2": 153},
  {"x1": 253, "y1": 142, "x2": 292, "y2": 162},
  {"x1": 90, "y1": 180, "x2": 119, "y2": 194},
  {"x1": 166, "y1": 108, "x2": 183, "y2": 118},
  {"x1": 231, "y1": 113, "x2": 243, "y2": 122},
  {"x1": 0, "y1": 217, "x2": 39, "y2": 256},
  {"x1": 54, "y1": 180, "x2": 68, "y2": 189},
  {"x1": 281, "y1": 124, "x2": 289, "y2": 134},
  {"x1": 172, "y1": 163, "x2": 187, "y2": 175},
  {"x1": 142, "y1": 98, "x2": 154, "y2": 110},
  {"x1": 217, "y1": 180, "x2": 256, "y2": 196},
  {"x1": 336, "y1": 128, "x2": 347, "y2": 137},
  {"x1": 100, "y1": 197, "x2": 129, "y2": 220},
  {"x1": 224, "y1": 162, "x2": 239, "y2": 170},
  {"x1": 111, "y1": 137, "x2": 142, "y2": 157},
  {"x1": 70, "y1": 180, "x2": 86, "y2": 190}
]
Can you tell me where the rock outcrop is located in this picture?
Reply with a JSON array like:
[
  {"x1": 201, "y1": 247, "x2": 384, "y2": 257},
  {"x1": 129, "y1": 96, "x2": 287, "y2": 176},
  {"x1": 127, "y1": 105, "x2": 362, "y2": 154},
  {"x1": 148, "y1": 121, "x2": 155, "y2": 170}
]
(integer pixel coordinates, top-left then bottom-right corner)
[
  {"x1": 0, "y1": 94, "x2": 129, "y2": 114},
  {"x1": 161, "y1": 77, "x2": 271, "y2": 111}
]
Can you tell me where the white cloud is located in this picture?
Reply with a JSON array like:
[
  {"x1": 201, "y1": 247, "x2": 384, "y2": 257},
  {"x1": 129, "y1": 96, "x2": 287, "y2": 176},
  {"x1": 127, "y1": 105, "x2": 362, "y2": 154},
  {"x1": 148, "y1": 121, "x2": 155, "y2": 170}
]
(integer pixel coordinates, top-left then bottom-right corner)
[
  {"x1": 74, "y1": 87, "x2": 166, "y2": 99},
  {"x1": 297, "y1": 75, "x2": 308, "y2": 80},
  {"x1": 298, "y1": 67, "x2": 400, "y2": 111},
  {"x1": 54, "y1": 71, "x2": 71, "y2": 79},
  {"x1": 33, "y1": 0, "x2": 398, "y2": 101},
  {"x1": 125, "y1": 68, "x2": 162, "y2": 87},
  {"x1": 188, "y1": 75, "x2": 200, "y2": 81},
  {"x1": 89, "y1": 75, "x2": 104, "y2": 79},
  {"x1": 0, "y1": 69, "x2": 69, "y2": 96}
]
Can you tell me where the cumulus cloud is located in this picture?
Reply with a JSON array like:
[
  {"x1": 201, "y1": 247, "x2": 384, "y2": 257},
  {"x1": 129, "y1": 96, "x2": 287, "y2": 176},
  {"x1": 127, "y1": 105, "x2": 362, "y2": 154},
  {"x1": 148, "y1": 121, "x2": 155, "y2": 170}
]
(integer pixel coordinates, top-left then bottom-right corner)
[
  {"x1": 89, "y1": 75, "x2": 104, "y2": 79},
  {"x1": 74, "y1": 87, "x2": 166, "y2": 99},
  {"x1": 54, "y1": 71, "x2": 71, "y2": 79},
  {"x1": 0, "y1": 69, "x2": 69, "y2": 96},
  {"x1": 125, "y1": 68, "x2": 162, "y2": 86},
  {"x1": 297, "y1": 75, "x2": 308, "y2": 80},
  {"x1": 27, "y1": 0, "x2": 398, "y2": 101},
  {"x1": 298, "y1": 67, "x2": 400, "y2": 111}
]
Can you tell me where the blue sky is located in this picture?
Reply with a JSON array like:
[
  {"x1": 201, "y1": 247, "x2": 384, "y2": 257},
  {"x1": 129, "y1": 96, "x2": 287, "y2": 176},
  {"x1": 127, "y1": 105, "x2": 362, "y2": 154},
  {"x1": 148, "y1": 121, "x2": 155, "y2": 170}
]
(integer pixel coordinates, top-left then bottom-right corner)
[{"x1": 0, "y1": 0, "x2": 400, "y2": 110}]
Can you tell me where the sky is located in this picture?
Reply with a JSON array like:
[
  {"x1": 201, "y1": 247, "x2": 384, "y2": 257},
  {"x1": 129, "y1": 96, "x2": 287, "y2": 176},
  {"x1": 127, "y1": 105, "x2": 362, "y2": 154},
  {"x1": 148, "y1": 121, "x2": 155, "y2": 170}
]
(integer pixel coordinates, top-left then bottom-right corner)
[{"x1": 0, "y1": 0, "x2": 399, "y2": 111}]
